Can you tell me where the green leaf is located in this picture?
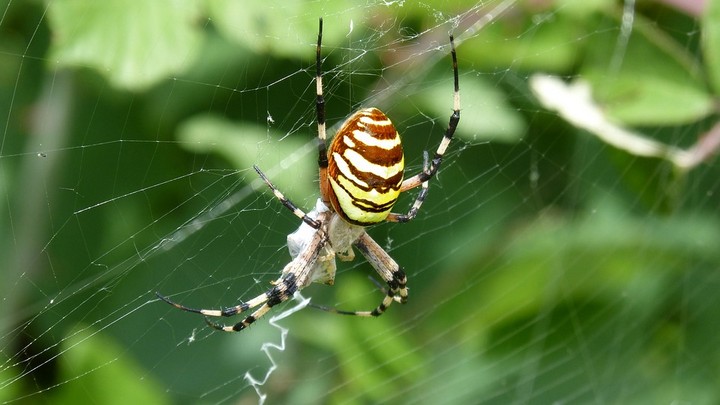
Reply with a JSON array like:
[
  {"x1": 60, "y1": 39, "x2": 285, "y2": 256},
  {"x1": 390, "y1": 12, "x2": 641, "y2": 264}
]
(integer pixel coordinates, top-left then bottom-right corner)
[
  {"x1": 582, "y1": 11, "x2": 712, "y2": 126},
  {"x1": 177, "y1": 114, "x2": 317, "y2": 202},
  {"x1": 454, "y1": 195, "x2": 720, "y2": 331},
  {"x1": 585, "y1": 74, "x2": 713, "y2": 126},
  {"x1": 48, "y1": 0, "x2": 203, "y2": 91},
  {"x1": 460, "y1": 11, "x2": 581, "y2": 73},
  {"x1": 291, "y1": 275, "x2": 425, "y2": 404},
  {"x1": 52, "y1": 326, "x2": 169, "y2": 405},
  {"x1": 555, "y1": 0, "x2": 615, "y2": 18},
  {"x1": 208, "y1": 0, "x2": 362, "y2": 60},
  {"x1": 703, "y1": 0, "x2": 720, "y2": 94},
  {"x1": 0, "y1": 365, "x2": 22, "y2": 402},
  {"x1": 420, "y1": 75, "x2": 525, "y2": 144}
]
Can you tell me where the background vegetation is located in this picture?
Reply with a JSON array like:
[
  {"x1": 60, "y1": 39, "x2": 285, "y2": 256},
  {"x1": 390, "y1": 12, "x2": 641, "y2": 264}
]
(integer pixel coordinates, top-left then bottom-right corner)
[{"x1": 1, "y1": 0, "x2": 719, "y2": 403}]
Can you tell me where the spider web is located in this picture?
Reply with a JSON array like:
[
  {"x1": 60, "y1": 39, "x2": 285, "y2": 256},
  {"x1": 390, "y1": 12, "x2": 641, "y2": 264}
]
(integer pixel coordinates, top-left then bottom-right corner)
[{"x1": 2, "y1": 0, "x2": 719, "y2": 404}]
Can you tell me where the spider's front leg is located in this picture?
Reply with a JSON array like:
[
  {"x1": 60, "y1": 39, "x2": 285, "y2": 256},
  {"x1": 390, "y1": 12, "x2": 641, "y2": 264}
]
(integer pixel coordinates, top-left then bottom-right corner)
[
  {"x1": 388, "y1": 33, "x2": 460, "y2": 220},
  {"x1": 386, "y1": 151, "x2": 430, "y2": 223}
]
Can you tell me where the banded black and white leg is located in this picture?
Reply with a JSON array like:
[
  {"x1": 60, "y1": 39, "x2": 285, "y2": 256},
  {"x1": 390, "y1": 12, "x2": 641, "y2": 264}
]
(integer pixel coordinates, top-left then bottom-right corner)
[
  {"x1": 312, "y1": 231, "x2": 408, "y2": 317},
  {"x1": 315, "y1": 18, "x2": 330, "y2": 195},
  {"x1": 396, "y1": 35, "x2": 460, "y2": 193},
  {"x1": 156, "y1": 227, "x2": 327, "y2": 332},
  {"x1": 156, "y1": 163, "x2": 328, "y2": 331},
  {"x1": 253, "y1": 165, "x2": 320, "y2": 229},
  {"x1": 386, "y1": 151, "x2": 430, "y2": 223}
]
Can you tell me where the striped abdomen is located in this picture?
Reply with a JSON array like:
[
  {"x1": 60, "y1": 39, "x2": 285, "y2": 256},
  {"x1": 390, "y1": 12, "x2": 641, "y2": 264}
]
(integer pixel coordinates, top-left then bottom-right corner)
[{"x1": 327, "y1": 108, "x2": 404, "y2": 226}]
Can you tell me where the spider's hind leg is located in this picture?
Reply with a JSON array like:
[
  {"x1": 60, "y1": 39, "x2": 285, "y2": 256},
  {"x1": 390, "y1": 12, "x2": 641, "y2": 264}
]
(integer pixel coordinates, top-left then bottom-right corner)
[
  {"x1": 156, "y1": 224, "x2": 328, "y2": 332},
  {"x1": 204, "y1": 276, "x2": 299, "y2": 332},
  {"x1": 311, "y1": 231, "x2": 408, "y2": 317},
  {"x1": 156, "y1": 261, "x2": 303, "y2": 332},
  {"x1": 156, "y1": 292, "x2": 250, "y2": 317}
]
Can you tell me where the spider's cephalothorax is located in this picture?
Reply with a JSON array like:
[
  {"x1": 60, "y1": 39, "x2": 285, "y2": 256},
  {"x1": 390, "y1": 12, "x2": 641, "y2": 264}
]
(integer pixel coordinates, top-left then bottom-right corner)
[
  {"x1": 326, "y1": 107, "x2": 404, "y2": 226},
  {"x1": 157, "y1": 17, "x2": 460, "y2": 332}
]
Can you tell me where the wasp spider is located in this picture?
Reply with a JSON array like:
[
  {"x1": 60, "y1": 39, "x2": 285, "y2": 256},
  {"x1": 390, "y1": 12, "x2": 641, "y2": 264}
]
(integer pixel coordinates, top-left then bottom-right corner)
[{"x1": 157, "y1": 18, "x2": 460, "y2": 332}]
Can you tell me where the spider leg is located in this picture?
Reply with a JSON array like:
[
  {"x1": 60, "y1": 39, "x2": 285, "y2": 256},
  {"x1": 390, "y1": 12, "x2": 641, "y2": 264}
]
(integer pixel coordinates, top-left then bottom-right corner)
[
  {"x1": 355, "y1": 231, "x2": 408, "y2": 307},
  {"x1": 315, "y1": 18, "x2": 333, "y2": 206},
  {"x1": 386, "y1": 151, "x2": 430, "y2": 223},
  {"x1": 313, "y1": 231, "x2": 407, "y2": 317},
  {"x1": 254, "y1": 165, "x2": 321, "y2": 229},
  {"x1": 316, "y1": 18, "x2": 327, "y2": 160},
  {"x1": 156, "y1": 292, "x2": 254, "y2": 317},
  {"x1": 399, "y1": 35, "x2": 460, "y2": 192},
  {"x1": 157, "y1": 227, "x2": 328, "y2": 332},
  {"x1": 202, "y1": 275, "x2": 293, "y2": 332}
]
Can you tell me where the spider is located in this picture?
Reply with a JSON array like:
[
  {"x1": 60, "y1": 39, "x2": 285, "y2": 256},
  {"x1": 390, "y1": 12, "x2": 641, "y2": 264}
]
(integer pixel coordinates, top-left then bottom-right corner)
[{"x1": 157, "y1": 18, "x2": 460, "y2": 332}]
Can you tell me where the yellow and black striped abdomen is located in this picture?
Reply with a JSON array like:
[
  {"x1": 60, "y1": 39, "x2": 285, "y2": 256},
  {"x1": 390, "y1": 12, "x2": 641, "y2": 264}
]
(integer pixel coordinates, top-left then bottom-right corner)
[{"x1": 327, "y1": 108, "x2": 404, "y2": 226}]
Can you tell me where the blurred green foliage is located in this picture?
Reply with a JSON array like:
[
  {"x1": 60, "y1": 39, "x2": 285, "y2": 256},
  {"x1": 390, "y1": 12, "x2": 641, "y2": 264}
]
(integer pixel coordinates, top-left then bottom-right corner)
[{"x1": 1, "y1": 0, "x2": 719, "y2": 404}]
